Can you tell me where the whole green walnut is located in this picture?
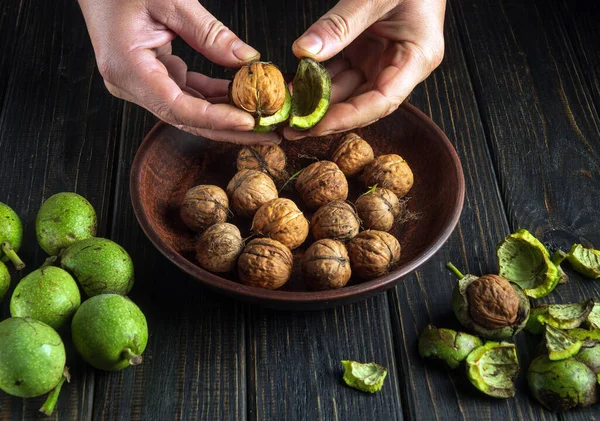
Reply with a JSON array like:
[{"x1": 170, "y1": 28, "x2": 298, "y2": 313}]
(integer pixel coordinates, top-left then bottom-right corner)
[
  {"x1": 0, "y1": 261, "x2": 9, "y2": 302},
  {"x1": 418, "y1": 325, "x2": 482, "y2": 369},
  {"x1": 0, "y1": 202, "x2": 25, "y2": 269}
]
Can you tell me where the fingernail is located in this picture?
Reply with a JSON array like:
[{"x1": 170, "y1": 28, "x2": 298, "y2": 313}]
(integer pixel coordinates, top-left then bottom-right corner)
[
  {"x1": 295, "y1": 33, "x2": 323, "y2": 55},
  {"x1": 232, "y1": 40, "x2": 260, "y2": 63}
]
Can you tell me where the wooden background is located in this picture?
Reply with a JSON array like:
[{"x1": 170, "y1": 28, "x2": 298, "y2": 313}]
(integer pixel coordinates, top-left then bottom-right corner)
[{"x1": 1, "y1": 0, "x2": 599, "y2": 419}]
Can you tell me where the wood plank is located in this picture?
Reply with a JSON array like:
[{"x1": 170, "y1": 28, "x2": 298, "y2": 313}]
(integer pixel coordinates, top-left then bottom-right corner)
[
  {"x1": 451, "y1": 0, "x2": 600, "y2": 418},
  {"x1": 388, "y1": 3, "x2": 556, "y2": 420},
  {"x1": 0, "y1": 0, "x2": 24, "y2": 108},
  {"x1": 0, "y1": 0, "x2": 123, "y2": 418}
]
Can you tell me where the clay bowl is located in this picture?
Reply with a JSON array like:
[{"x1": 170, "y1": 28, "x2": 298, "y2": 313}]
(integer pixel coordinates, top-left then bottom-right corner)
[{"x1": 130, "y1": 103, "x2": 464, "y2": 310}]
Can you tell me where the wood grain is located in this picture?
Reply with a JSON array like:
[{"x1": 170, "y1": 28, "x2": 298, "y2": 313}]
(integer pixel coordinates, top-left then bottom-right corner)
[{"x1": 0, "y1": 0, "x2": 123, "y2": 419}]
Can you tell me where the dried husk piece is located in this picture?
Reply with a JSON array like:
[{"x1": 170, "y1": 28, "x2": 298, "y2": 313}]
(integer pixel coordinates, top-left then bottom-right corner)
[
  {"x1": 311, "y1": 200, "x2": 360, "y2": 242},
  {"x1": 236, "y1": 145, "x2": 288, "y2": 184},
  {"x1": 252, "y1": 198, "x2": 309, "y2": 250},
  {"x1": 226, "y1": 169, "x2": 278, "y2": 218},
  {"x1": 303, "y1": 239, "x2": 351, "y2": 290},
  {"x1": 196, "y1": 223, "x2": 244, "y2": 273},
  {"x1": 295, "y1": 161, "x2": 348, "y2": 210},
  {"x1": 331, "y1": 133, "x2": 374, "y2": 177},
  {"x1": 355, "y1": 187, "x2": 400, "y2": 232},
  {"x1": 238, "y1": 238, "x2": 293, "y2": 289},
  {"x1": 180, "y1": 185, "x2": 229, "y2": 232},
  {"x1": 346, "y1": 230, "x2": 401, "y2": 279},
  {"x1": 361, "y1": 154, "x2": 414, "y2": 198}
]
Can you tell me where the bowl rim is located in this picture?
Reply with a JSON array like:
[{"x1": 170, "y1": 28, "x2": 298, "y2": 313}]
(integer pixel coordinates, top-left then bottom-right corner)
[{"x1": 130, "y1": 103, "x2": 465, "y2": 305}]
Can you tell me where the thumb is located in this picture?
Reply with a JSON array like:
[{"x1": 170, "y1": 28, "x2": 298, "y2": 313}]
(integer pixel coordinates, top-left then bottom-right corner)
[{"x1": 292, "y1": 0, "x2": 389, "y2": 61}]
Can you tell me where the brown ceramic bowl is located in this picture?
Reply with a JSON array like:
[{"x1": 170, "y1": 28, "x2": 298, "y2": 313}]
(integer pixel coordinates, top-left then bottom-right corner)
[{"x1": 130, "y1": 103, "x2": 464, "y2": 310}]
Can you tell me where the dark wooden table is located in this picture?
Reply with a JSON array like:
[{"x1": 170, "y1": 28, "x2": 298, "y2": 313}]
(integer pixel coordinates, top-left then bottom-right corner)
[{"x1": 1, "y1": 0, "x2": 600, "y2": 419}]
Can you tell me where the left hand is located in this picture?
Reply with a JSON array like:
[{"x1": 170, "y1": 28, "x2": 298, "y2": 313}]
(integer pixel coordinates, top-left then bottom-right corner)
[{"x1": 284, "y1": 0, "x2": 446, "y2": 140}]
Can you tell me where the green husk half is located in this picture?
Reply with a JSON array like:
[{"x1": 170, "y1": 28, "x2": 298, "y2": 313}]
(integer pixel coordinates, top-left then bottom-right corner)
[
  {"x1": 566, "y1": 244, "x2": 600, "y2": 279},
  {"x1": 537, "y1": 299, "x2": 595, "y2": 330},
  {"x1": 255, "y1": 87, "x2": 292, "y2": 132},
  {"x1": 466, "y1": 342, "x2": 519, "y2": 398},
  {"x1": 341, "y1": 360, "x2": 387, "y2": 393},
  {"x1": 289, "y1": 58, "x2": 331, "y2": 130},
  {"x1": 544, "y1": 325, "x2": 582, "y2": 361},
  {"x1": 418, "y1": 325, "x2": 483, "y2": 369}
]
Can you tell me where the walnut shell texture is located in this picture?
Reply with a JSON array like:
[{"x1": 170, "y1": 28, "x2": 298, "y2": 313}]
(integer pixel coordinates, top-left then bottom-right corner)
[
  {"x1": 362, "y1": 154, "x2": 414, "y2": 198},
  {"x1": 303, "y1": 239, "x2": 351, "y2": 290},
  {"x1": 252, "y1": 198, "x2": 309, "y2": 250},
  {"x1": 467, "y1": 275, "x2": 519, "y2": 329},
  {"x1": 295, "y1": 161, "x2": 348, "y2": 210},
  {"x1": 227, "y1": 169, "x2": 278, "y2": 218},
  {"x1": 231, "y1": 62, "x2": 286, "y2": 116},
  {"x1": 331, "y1": 133, "x2": 375, "y2": 177},
  {"x1": 180, "y1": 185, "x2": 229, "y2": 232},
  {"x1": 347, "y1": 230, "x2": 401, "y2": 279},
  {"x1": 311, "y1": 200, "x2": 360, "y2": 242},
  {"x1": 355, "y1": 188, "x2": 400, "y2": 232},
  {"x1": 238, "y1": 238, "x2": 293, "y2": 289},
  {"x1": 196, "y1": 223, "x2": 244, "y2": 273},
  {"x1": 237, "y1": 145, "x2": 287, "y2": 182}
]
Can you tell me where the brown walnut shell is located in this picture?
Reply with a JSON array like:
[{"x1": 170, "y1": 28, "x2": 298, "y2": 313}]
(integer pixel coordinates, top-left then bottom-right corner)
[
  {"x1": 252, "y1": 198, "x2": 309, "y2": 250},
  {"x1": 295, "y1": 161, "x2": 348, "y2": 210},
  {"x1": 180, "y1": 185, "x2": 229, "y2": 232},
  {"x1": 355, "y1": 188, "x2": 400, "y2": 232},
  {"x1": 238, "y1": 238, "x2": 293, "y2": 289},
  {"x1": 311, "y1": 200, "x2": 360, "y2": 242},
  {"x1": 196, "y1": 223, "x2": 244, "y2": 273},
  {"x1": 362, "y1": 154, "x2": 414, "y2": 198},
  {"x1": 347, "y1": 230, "x2": 401, "y2": 279},
  {"x1": 237, "y1": 145, "x2": 287, "y2": 183},
  {"x1": 303, "y1": 239, "x2": 352, "y2": 291},
  {"x1": 331, "y1": 133, "x2": 375, "y2": 177},
  {"x1": 226, "y1": 169, "x2": 278, "y2": 218},
  {"x1": 231, "y1": 62, "x2": 286, "y2": 117},
  {"x1": 466, "y1": 274, "x2": 519, "y2": 329}
]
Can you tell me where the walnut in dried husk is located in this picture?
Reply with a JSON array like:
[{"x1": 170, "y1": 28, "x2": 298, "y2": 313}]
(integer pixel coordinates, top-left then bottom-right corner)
[
  {"x1": 311, "y1": 200, "x2": 360, "y2": 242},
  {"x1": 237, "y1": 145, "x2": 288, "y2": 184},
  {"x1": 331, "y1": 133, "x2": 374, "y2": 177},
  {"x1": 303, "y1": 239, "x2": 351, "y2": 290},
  {"x1": 252, "y1": 198, "x2": 309, "y2": 250},
  {"x1": 355, "y1": 188, "x2": 400, "y2": 232},
  {"x1": 196, "y1": 223, "x2": 244, "y2": 273},
  {"x1": 362, "y1": 154, "x2": 414, "y2": 198},
  {"x1": 180, "y1": 185, "x2": 229, "y2": 232},
  {"x1": 226, "y1": 169, "x2": 278, "y2": 218},
  {"x1": 346, "y1": 230, "x2": 401, "y2": 279},
  {"x1": 230, "y1": 62, "x2": 286, "y2": 117},
  {"x1": 238, "y1": 238, "x2": 293, "y2": 289},
  {"x1": 295, "y1": 161, "x2": 348, "y2": 210}
]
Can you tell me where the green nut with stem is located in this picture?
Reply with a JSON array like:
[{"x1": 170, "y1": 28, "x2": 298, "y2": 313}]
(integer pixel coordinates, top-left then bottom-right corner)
[{"x1": 0, "y1": 202, "x2": 25, "y2": 270}]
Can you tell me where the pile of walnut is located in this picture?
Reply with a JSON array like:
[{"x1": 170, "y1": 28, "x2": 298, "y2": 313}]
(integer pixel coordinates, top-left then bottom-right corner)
[{"x1": 179, "y1": 133, "x2": 414, "y2": 291}]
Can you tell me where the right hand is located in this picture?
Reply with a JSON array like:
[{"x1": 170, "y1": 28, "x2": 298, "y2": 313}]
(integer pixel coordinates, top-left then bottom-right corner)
[{"x1": 78, "y1": 0, "x2": 281, "y2": 145}]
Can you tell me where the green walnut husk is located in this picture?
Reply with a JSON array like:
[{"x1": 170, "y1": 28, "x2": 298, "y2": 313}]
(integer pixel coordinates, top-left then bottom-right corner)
[
  {"x1": 465, "y1": 341, "x2": 519, "y2": 398},
  {"x1": 585, "y1": 303, "x2": 600, "y2": 331},
  {"x1": 569, "y1": 328, "x2": 600, "y2": 342},
  {"x1": 544, "y1": 325, "x2": 582, "y2": 361},
  {"x1": 255, "y1": 88, "x2": 292, "y2": 132},
  {"x1": 341, "y1": 360, "x2": 387, "y2": 393},
  {"x1": 497, "y1": 229, "x2": 561, "y2": 299},
  {"x1": 289, "y1": 58, "x2": 331, "y2": 130},
  {"x1": 450, "y1": 265, "x2": 530, "y2": 339},
  {"x1": 418, "y1": 325, "x2": 483, "y2": 369},
  {"x1": 566, "y1": 244, "x2": 600, "y2": 279},
  {"x1": 574, "y1": 340, "x2": 600, "y2": 376},
  {"x1": 537, "y1": 299, "x2": 595, "y2": 330},
  {"x1": 528, "y1": 354, "x2": 598, "y2": 411},
  {"x1": 525, "y1": 306, "x2": 549, "y2": 335}
]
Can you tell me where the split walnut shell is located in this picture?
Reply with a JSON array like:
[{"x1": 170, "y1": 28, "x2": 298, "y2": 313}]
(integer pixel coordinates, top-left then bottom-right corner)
[
  {"x1": 362, "y1": 154, "x2": 414, "y2": 198},
  {"x1": 252, "y1": 198, "x2": 309, "y2": 250},
  {"x1": 238, "y1": 238, "x2": 293, "y2": 290},
  {"x1": 231, "y1": 62, "x2": 286, "y2": 117},
  {"x1": 196, "y1": 223, "x2": 244, "y2": 273},
  {"x1": 180, "y1": 185, "x2": 229, "y2": 232},
  {"x1": 295, "y1": 161, "x2": 348, "y2": 210},
  {"x1": 303, "y1": 239, "x2": 351, "y2": 291},
  {"x1": 311, "y1": 200, "x2": 360, "y2": 242},
  {"x1": 226, "y1": 169, "x2": 278, "y2": 218},
  {"x1": 237, "y1": 145, "x2": 287, "y2": 183},
  {"x1": 355, "y1": 188, "x2": 400, "y2": 232},
  {"x1": 347, "y1": 230, "x2": 401, "y2": 279},
  {"x1": 331, "y1": 133, "x2": 375, "y2": 177}
]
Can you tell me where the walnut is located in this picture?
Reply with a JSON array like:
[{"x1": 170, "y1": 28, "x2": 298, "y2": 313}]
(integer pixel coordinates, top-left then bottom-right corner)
[
  {"x1": 355, "y1": 188, "x2": 400, "y2": 232},
  {"x1": 347, "y1": 230, "x2": 401, "y2": 279},
  {"x1": 180, "y1": 185, "x2": 229, "y2": 232},
  {"x1": 252, "y1": 198, "x2": 309, "y2": 250},
  {"x1": 226, "y1": 169, "x2": 278, "y2": 218},
  {"x1": 237, "y1": 145, "x2": 287, "y2": 183},
  {"x1": 295, "y1": 161, "x2": 348, "y2": 210},
  {"x1": 311, "y1": 200, "x2": 360, "y2": 242},
  {"x1": 331, "y1": 133, "x2": 375, "y2": 177},
  {"x1": 231, "y1": 62, "x2": 286, "y2": 117},
  {"x1": 362, "y1": 154, "x2": 414, "y2": 198},
  {"x1": 466, "y1": 275, "x2": 519, "y2": 329},
  {"x1": 303, "y1": 239, "x2": 351, "y2": 290},
  {"x1": 238, "y1": 238, "x2": 293, "y2": 289},
  {"x1": 196, "y1": 223, "x2": 244, "y2": 273}
]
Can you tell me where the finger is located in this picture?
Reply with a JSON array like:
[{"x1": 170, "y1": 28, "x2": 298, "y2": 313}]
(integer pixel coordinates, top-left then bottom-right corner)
[
  {"x1": 292, "y1": 0, "x2": 395, "y2": 61},
  {"x1": 149, "y1": 0, "x2": 260, "y2": 67},
  {"x1": 325, "y1": 58, "x2": 351, "y2": 79},
  {"x1": 178, "y1": 125, "x2": 282, "y2": 145},
  {"x1": 330, "y1": 68, "x2": 366, "y2": 104},
  {"x1": 157, "y1": 54, "x2": 188, "y2": 87},
  {"x1": 186, "y1": 72, "x2": 230, "y2": 98}
]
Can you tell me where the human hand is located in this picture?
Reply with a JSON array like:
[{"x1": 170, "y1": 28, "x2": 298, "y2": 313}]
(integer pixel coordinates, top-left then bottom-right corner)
[
  {"x1": 78, "y1": 0, "x2": 281, "y2": 145},
  {"x1": 285, "y1": 0, "x2": 446, "y2": 140}
]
